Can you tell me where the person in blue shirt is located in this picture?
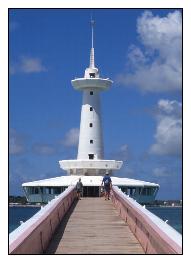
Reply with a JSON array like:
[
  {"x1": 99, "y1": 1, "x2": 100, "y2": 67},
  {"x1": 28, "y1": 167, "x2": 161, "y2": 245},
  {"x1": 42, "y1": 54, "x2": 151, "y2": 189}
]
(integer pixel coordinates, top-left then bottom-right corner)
[{"x1": 101, "y1": 172, "x2": 112, "y2": 200}]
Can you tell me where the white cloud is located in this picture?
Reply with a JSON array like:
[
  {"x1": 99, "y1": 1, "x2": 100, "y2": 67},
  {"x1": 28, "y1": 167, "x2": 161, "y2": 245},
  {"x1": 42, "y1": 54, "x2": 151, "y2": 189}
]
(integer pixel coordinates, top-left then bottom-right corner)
[
  {"x1": 32, "y1": 143, "x2": 55, "y2": 155},
  {"x1": 150, "y1": 99, "x2": 182, "y2": 156},
  {"x1": 137, "y1": 11, "x2": 181, "y2": 55},
  {"x1": 157, "y1": 99, "x2": 181, "y2": 116},
  {"x1": 61, "y1": 128, "x2": 79, "y2": 147},
  {"x1": 153, "y1": 167, "x2": 170, "y2": 177},
  {"x1": 110, "y1": 144, "x2": 133, "y2": 162},
  {"x1": 10, "y1": 56, "x2": 47, "y2": 74},
  {"x1": 126, "y1": 45, "x2": 147, "y2": 68},
  {"x1": 9, "y1": 128, "x2": 25, "y2": 154},
  {"x1": 118, "y1": 144, "x2": 132, "y2": 160},
  {"x1": 117, "y1": 10, "x2": 182, "y2": 92}
]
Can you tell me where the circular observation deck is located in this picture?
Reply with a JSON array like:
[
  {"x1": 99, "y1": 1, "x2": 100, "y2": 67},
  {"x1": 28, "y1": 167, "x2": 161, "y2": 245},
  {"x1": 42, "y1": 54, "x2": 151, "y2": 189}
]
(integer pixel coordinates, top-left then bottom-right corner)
[{"x1": 71, "y1": 78, "x2": 113, "y2": 91}]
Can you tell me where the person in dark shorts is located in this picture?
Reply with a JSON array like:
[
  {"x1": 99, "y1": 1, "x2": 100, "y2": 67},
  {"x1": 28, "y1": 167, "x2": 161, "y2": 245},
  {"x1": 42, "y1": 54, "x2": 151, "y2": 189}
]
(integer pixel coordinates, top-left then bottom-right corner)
[
  {"x1": 76, "y1": 178, "x2": 83, "y2": 200},
  {"x1": 101, "y1": 172, "x2": 112, "y2": 200}
]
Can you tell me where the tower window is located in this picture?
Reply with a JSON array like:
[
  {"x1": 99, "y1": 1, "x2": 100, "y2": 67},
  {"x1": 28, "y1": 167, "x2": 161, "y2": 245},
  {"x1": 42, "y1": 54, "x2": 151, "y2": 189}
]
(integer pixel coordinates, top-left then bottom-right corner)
[
  {"x1": 90, "y1": 91, "x2": 93, "y2": 95},
  {"x1": 89, "y1": 154, "x2": 94, "y2": 160},
  {"x1": 90, "y1": 140, "x2": 93, "y2": 144},
  {"x1": 89, "y1": 73, "x2": 95, "y2": 78},
  {"x1": 90, "y1": 107, "x2": 93, "y2": 111},
  {"x1": 89, "y1": 123, "x2": 93, "y2": 127}
]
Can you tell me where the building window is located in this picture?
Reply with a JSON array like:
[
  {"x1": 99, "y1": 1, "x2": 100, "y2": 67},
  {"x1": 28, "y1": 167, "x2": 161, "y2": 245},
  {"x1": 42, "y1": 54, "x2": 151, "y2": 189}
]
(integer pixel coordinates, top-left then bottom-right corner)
[
  {"x1": 129, "y1": 188, "x2": 136, "y2": 196},
  {"x1": 89, "y1": 154, "x2": 94, "y2": 159},
  {"x1": 34, "y1": 187, "x2": 39, "y2": 194},
  {"x1": 142, "y1": 188, "x2": 147, "y2": 195},
  {"x1": 53, "y1": 187, "x2": 62, "y2": 195},
  {"x1": 90, "y1": 140, "x2": 93, "y2": 144},
  {"x1": 138, "y1": 188, "x2": 142, "y2": 194},
  {"x1": 90, "y1": 107, "x2": 93, "y2": 111},
  {"x1": 90, "y1": 91, "x2": 93, "y2": 95},
  {"x1": 45, "y1": 187, "x2": 52, "y2": 195},
  {"x1": 89, "y1": 73, "x2": 95, "y2": 78},
  {"x1": 89, "y1": 123, "x2": 93, "y2": 127}
]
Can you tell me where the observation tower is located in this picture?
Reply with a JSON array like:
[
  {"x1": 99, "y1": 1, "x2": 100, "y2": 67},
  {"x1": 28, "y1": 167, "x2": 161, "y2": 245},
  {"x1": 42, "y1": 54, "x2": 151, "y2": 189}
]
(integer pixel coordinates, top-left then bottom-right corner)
[
  {"x1": 22, "y1": 19, "x2": 159, "y2": 202},
  {"x1": 59, "y1": 20, "x2": 123, "y2": 176}
]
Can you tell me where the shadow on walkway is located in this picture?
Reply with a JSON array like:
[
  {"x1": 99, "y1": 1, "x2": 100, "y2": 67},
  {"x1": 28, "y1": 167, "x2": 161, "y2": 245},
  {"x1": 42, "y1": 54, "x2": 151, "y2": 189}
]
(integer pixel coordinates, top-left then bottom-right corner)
[{"x1": 45, "y1": 199, "x2": 79, "y2": 254}]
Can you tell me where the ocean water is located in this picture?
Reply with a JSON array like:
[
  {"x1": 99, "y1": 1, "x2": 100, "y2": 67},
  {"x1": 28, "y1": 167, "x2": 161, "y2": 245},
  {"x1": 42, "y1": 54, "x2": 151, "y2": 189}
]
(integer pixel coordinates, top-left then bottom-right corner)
[
  {"x1": 9, "y1": 206, "x2": 182, "y2": 234},
  {"x1": 146, "y1": 206, "x2": 182, "y2": 234},
  {"x1": 9, "y1": 206, "x2": 40, "y2": 233}
]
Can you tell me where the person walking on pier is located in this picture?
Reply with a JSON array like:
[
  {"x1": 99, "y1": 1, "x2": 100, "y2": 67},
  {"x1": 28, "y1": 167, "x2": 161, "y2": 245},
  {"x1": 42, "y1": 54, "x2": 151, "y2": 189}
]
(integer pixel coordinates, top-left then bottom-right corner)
[
  {"x1": 101, "y1": 172, "x2": 112, "y2": 200},
  {"x1": 76, "y1": 178, "x2": 83, "y2": 200}
]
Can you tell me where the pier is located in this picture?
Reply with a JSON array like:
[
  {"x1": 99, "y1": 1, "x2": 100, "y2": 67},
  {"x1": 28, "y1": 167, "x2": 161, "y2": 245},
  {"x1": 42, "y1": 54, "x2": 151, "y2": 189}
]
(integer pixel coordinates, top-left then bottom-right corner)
[
  {"x1": 46, "y1": 197, "x2": 143, "y2": 254},
  {"x1": 9, "y1": 186, "x2": 182, "y2": 254}
]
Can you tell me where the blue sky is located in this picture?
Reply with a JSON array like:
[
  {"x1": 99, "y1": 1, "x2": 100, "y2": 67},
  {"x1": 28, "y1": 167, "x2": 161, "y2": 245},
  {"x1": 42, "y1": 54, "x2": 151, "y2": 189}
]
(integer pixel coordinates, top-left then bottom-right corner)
[{"x1": 9, "y1": 8, "x2": 182, "y2": 199}]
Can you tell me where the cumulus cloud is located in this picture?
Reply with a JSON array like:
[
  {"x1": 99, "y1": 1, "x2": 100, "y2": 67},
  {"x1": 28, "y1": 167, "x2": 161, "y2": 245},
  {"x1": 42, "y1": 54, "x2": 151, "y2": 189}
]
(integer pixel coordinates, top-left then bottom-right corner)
[
  {"x1": 153, "y1": 167, "x2": 170, "y2": 177},
  {"x1": 32, "y1": 143, "x2": 56, "y2": 155},
  {"x1": 157, "y1": 99, "x2": 181, "y2": 117},
  {"x1": 9, "y1": 158, "x2": 42, "y2": 195},
  {"x1": 109, "y1": 143, "x2": 134, "y2": 162},
  {"x1": 118, "y1": 144, "x2": 132, "y2": 161},
  {"x1": 10, "y1": 56, "x2": 47, "y2": 74},
  {"x1": 150, "y1": 99, "x2": 182, "y2": 156},
  {"x1": 9, "y1": 128, "x2": 25, "y2": 154},
  {"x1": 61, "y1": 128, "x2": 79, "y2": 147},
  {"x1": 117, "y1": 10, "x2": 182, "y2": 92}
]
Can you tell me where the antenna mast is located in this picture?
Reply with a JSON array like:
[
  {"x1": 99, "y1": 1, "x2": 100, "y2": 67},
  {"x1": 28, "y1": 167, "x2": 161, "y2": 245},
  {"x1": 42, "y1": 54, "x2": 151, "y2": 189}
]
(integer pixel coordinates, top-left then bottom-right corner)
[
  {"x1": 91, "y1": 17, "x2": 95, "y2": 48},
  {"x1": 90, "y1": 17, "x2": 95, "y2": 68}
]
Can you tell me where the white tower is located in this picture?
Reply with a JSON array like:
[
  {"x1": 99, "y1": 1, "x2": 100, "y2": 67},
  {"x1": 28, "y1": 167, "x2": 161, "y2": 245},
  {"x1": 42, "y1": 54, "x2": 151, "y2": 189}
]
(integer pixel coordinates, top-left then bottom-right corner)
[{"x1": 59, "y1": 20, "x2": 122, "y2": 176}]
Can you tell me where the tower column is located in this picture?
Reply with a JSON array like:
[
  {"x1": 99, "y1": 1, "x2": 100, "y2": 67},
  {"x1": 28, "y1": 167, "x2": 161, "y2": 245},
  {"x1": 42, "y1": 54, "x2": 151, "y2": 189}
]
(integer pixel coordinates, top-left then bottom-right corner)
[
  {"x1": 59, "y1": 19, "x2": 123, "y2": 176},
  {"x1": 77, "y1": 88, "x2": 104, "y2": 160}
]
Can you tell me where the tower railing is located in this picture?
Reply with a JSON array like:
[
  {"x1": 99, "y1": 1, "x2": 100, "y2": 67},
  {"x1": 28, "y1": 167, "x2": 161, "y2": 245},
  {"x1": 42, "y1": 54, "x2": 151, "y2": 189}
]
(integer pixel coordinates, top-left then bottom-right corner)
[
  {"x1": 9, "y1": 186, "x2": 76, "y2": 254},
  {"x1": 111, "y1": 186, "x2": 182, "y2": 254}
]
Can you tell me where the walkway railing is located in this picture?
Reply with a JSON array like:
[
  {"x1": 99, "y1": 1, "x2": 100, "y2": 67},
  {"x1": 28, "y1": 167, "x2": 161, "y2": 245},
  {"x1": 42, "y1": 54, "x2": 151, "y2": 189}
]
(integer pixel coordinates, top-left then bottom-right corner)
[
  {"x1": 9, "y1": 186, "x2": 76, "y2": 254},
  {"x1": 111, "y1": 186, "x2": 182, "y2": 254}
]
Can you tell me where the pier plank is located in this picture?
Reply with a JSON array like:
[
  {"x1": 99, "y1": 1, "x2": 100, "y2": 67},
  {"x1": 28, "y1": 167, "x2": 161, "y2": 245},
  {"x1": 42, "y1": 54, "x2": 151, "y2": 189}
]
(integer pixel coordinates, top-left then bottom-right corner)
[{"x1": 46, "y1": 198, "x2": 144, "y2": 254}]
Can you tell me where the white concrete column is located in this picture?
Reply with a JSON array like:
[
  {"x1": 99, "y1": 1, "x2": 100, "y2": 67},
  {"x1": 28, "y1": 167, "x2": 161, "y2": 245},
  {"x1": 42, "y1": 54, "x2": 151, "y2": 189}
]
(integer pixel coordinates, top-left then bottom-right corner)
[{"x1": 77, "y1": 88, "x2": 104, "y2": 160}]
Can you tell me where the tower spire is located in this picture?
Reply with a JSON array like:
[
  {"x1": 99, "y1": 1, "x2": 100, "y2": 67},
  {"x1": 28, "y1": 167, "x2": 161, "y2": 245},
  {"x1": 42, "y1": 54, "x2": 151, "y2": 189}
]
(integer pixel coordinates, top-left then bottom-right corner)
[
  {"x1": 90, "y1": 18, "x2": 95, "y2": 68},
  {"x1": 91, "y1": 16, "x2": 94, "y2": 49}
]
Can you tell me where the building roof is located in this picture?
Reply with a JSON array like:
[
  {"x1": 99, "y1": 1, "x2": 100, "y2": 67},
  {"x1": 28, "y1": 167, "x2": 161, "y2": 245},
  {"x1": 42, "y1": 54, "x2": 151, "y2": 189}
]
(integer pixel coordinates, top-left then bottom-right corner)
[{"x1": 22, "y1": 175, "x2": 159, "y2": 188}]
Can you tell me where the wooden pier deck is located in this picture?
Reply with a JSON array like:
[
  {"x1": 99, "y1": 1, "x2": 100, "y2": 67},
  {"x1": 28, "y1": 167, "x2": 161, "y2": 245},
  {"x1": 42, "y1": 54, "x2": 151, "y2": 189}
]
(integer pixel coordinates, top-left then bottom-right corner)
[{"x1": 45, "y1": 197, "x2": 144, "y2": 254}]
